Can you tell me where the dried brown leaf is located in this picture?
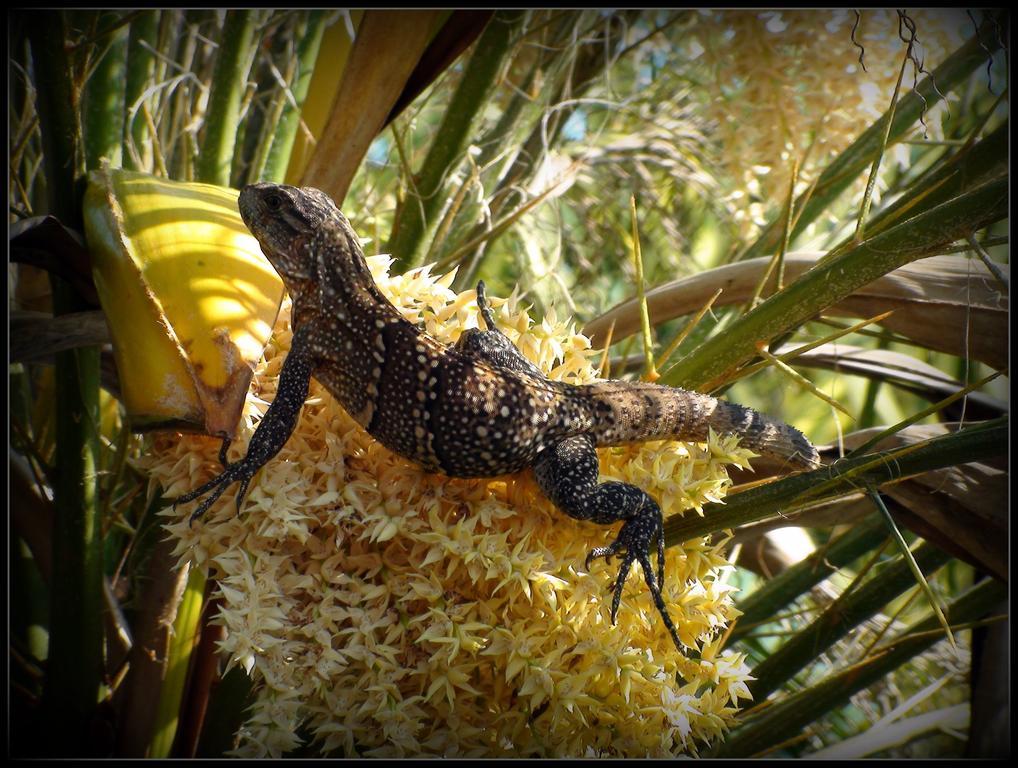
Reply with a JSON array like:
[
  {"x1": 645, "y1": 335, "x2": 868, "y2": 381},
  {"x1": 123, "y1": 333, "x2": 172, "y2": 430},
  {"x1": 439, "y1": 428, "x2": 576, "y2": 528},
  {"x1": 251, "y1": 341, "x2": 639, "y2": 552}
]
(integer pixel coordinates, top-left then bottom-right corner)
[
  {"x1": 301, "y1": 10, "x2": 443, "y2": 203},
  {"x1": 10, "y1": 310, "x2": 111, "y2": 363},
  {"x1": 584, "y1": 253, "x2": 1008, "y2": 368},
  {"x1": 775, "y1": 343, "x2": 1007, "y2": 419},
  {"x1": 10, "y1": 215, "x2": 98, "y2": 306},
  {"x1": 385, "y1": 11, "x2": 494, "y2": 126}
]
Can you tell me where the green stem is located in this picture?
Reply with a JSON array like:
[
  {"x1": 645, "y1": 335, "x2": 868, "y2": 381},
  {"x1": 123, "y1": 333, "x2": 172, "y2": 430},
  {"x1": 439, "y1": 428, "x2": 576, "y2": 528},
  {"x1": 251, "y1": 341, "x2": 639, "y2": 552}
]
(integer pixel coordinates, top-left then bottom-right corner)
[
  {"x1": 849, "y1": 121, "x2": 1008, "y2": 247},
  {"x1": 149, "y1": 566, "x2": 207, "y2": 757},
  {"x1": 856, "y1": 338, "x2": 888, "y2": 428},
  {"x1": 28, "y1": 12, "x2": 86, "y2": 227},
  {"x1": 663, "y1": 417, "x2": 1007, "y2": 545},
  {"x1": 82, "y1": 11, "x2": 127, "y2": 170},
  {"x1": 195, "y1": 10, "x2": 259, "y2": 185},
  {"x1": 730, "y1": 514, "x2": 887, "y2": 643},
  {"x1": 167, "y1": 17, "x2": 202, "y2": 180},
  {"x1": 710, "y1": 577, "x2": 1007, "y2": 757},
  {"x1": 849, "y1": 368, "x2": 1004, "y2": 457},
  {"x1": 122, "y1": 10, "x2": 159, "y2": 172},
  {"x1": 261, "y1": 11, "x2": 328, "y2": 183},
  {"x1": 29, "y1": 16, "x2": 103, "y2": 750},
  {"x1": 45, "y1": 281, "x2": 104, "y2": 753},
  {"x1": 387, "y1": 10, "x2": 525, "y2": 272},
  {"x1": 853, "y1": 31, "x2": 911, "y2": 243},
  {"x1": 630, "y1": 195, "x2": 658, "y2": 380},
  {"x1": 664, "y1": 174, "x2": 1007, "y2": 391},
  {"x1": 748, "y1": 539, "x2": 951, "y2": 701}
]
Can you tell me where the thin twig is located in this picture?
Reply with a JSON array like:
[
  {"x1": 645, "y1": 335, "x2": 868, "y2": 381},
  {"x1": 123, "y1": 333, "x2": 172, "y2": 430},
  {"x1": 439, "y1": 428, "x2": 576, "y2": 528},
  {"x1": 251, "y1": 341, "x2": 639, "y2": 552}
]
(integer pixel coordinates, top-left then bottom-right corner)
[
  {"x1": 869, "y1": 488, "x2": 956, "y2": 651},
  {"x1": 966, "y1": 233, "x2": 1009, "y2": 291},
  {"x1": 629, "y1": 194, "x2": 658, "y2": 381},
  {"x1": 657, "y1": 288, "x2": 723, "y2": 374},
  {"x1": 853, "y1": 19, "x2": 913, "y2": 244}
]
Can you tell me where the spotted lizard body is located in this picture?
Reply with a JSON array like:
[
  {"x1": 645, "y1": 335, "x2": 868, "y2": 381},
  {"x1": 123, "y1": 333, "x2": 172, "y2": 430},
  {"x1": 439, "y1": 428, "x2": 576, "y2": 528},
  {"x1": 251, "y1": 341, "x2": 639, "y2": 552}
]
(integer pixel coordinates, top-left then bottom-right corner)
[{"x1": 175, "y1": 182, "x2": 821, "y2": 653}]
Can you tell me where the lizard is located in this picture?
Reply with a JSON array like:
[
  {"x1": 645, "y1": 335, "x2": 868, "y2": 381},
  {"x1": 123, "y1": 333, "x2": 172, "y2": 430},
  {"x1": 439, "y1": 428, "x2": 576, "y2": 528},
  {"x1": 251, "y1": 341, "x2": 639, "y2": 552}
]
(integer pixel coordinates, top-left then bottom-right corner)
[{"x1": 174, "y1": 182, "x2": 821, "y2": 654}]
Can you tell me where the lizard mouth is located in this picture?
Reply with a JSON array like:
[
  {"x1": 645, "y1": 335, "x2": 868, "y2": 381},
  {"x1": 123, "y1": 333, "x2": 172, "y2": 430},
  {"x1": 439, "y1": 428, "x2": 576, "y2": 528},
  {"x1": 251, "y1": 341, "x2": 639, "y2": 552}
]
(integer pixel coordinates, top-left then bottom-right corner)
[
  {"x1": 238, "y1": 185, "x2": 292, "y2": 272},
  {"x1": 238, "y1": 183, "x2": 319, "y2": 283},
  {"x1": 237, "y1": 184, "x2": 271, "y2": 231}
]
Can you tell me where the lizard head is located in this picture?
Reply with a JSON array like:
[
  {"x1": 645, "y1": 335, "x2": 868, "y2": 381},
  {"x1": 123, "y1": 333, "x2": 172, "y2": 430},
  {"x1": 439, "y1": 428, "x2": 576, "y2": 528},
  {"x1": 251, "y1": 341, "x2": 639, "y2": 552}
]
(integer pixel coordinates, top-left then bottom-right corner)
[{"x1": 238, "y1": 182, "x2": 346, "y2": 285}]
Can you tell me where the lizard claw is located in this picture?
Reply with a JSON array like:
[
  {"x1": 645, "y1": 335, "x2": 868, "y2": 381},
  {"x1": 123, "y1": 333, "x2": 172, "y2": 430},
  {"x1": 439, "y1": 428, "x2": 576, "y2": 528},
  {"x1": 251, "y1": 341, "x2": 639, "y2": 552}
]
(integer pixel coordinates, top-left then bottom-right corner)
[
  {"x1": 587, "y1": 503, "x2": 686, "y2": 654},
  {"x1": 584, "y1": 540, "x2": 622, "y2": 572},
  {"x1": 217, "y1": 435, "x2": 233, "y2": 468},
  {"x1": 173, "y1": 460, "x2": 254, "y2": 527},
  {"x1": 234, "y1": 476, "x2": 252, "y2": 514}
]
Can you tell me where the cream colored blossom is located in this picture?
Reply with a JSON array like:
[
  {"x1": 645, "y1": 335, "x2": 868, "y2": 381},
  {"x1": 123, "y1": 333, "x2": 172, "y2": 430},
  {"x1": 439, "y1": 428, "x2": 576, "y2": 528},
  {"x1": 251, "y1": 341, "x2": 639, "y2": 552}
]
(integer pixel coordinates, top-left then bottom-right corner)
[
  {"x1": 693, "y1": 9, "x2": 971, "y2": 241},
  {"x1": 142, "y1": 255, "x2": 758, "y2": 757}
]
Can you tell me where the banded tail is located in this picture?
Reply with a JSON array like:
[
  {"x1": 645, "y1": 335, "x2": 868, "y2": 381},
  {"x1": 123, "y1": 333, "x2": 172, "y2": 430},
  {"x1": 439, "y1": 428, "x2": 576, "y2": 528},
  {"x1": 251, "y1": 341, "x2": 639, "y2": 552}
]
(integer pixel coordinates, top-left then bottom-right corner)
[{"x1": 575, "y1": 380, "x2": 821, "y2": 471}]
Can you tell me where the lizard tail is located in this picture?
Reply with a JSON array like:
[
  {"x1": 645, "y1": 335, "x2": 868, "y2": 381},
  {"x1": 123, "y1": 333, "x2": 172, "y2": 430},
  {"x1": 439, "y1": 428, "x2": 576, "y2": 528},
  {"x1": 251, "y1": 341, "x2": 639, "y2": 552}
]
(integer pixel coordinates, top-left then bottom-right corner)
[{"x1": 575, "y1": 380, "x2": 821, "y2": 471}]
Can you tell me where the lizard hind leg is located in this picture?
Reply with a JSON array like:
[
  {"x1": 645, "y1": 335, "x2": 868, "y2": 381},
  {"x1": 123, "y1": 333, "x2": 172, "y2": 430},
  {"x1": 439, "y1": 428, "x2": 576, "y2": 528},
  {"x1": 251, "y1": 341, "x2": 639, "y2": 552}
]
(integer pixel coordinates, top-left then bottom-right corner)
[
  {"x1": 534, "y1": 435, "x2": 685, "y2": 654},
  {"x1": 454, "y1": 281, "x2": 546, "y2": 378}
]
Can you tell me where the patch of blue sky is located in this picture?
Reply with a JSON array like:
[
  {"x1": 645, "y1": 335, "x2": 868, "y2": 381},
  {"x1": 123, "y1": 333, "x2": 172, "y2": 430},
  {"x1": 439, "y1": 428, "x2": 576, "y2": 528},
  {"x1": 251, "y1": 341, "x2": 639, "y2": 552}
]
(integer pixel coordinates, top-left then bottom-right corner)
[
  {"x1": 366, "y1": 135, "x2": 391, "y2": 166},
  {"x1": 561, "y1": 109, "x2": 587, "y2": 142}
]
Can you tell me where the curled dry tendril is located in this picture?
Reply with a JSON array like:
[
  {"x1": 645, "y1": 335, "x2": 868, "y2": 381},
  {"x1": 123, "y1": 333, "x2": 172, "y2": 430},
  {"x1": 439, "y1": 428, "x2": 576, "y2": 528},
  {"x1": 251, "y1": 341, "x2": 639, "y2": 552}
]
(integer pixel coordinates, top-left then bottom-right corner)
[
  {"x1": 967, "y1": 9, "x2": 999, "y2": 95},
  {"x1": 896, "y1": 10, "x2": 952, "y2": 138},
  {"x1": 850, "y1": 10, "x2": 867, "y2": 72}
]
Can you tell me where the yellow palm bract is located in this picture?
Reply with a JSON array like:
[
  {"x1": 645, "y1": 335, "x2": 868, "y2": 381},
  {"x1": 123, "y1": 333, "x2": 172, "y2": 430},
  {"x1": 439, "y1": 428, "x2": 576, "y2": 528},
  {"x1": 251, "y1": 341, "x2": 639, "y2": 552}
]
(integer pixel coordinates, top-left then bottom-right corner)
[{"x1": 84, "y1": 168, "x2": 284, "y2": 434}]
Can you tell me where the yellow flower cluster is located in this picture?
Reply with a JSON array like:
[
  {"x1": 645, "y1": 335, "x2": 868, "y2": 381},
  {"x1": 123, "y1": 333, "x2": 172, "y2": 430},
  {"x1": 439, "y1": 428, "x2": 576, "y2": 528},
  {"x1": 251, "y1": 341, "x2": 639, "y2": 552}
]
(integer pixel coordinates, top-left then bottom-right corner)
[
  {"x1": 692, "y1": 9, "x2": 969, "y2": 238},
  {"x1": 143, "y1": 255, "x2": 757, "y2": 757}
]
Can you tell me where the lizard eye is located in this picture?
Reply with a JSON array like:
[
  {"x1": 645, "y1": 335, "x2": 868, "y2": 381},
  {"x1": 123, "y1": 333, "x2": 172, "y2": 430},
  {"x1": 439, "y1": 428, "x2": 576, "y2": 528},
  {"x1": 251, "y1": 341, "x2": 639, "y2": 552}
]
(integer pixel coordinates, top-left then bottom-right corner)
[{"x1": 264, "y1": 193, "x2": 283, "y2": 210}]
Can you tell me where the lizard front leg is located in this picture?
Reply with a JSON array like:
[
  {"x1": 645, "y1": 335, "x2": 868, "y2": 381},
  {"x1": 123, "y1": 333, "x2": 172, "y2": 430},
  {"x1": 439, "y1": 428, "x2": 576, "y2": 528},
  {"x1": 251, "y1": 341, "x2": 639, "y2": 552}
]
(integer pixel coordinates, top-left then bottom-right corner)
[
  {"x1": 533, "y1": 434, "x2": 685, "y2": 654},
  {"x1": 173, "y1": 325, "x2": 315, "y2": 524}
]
